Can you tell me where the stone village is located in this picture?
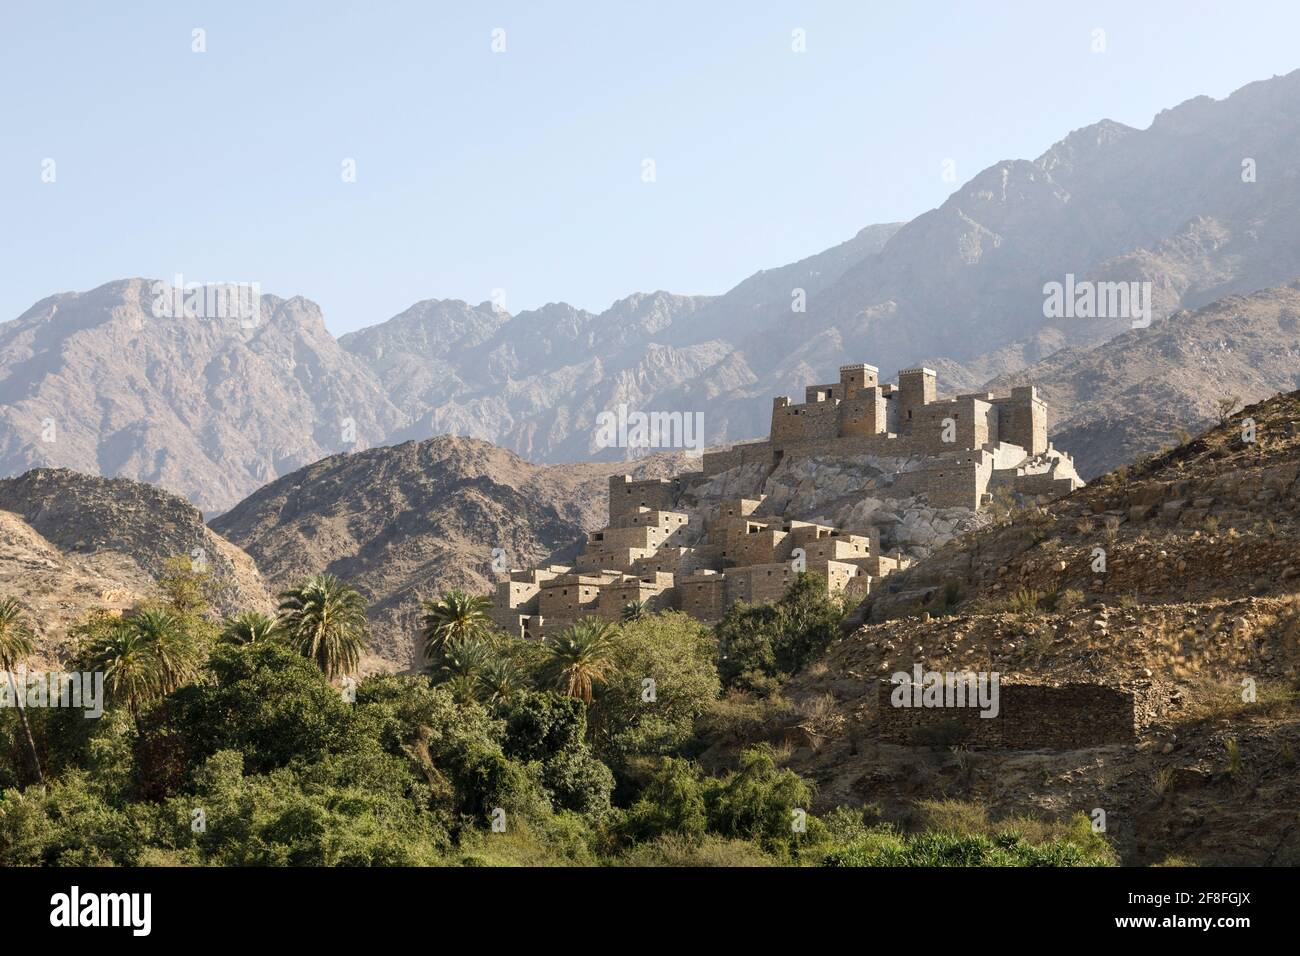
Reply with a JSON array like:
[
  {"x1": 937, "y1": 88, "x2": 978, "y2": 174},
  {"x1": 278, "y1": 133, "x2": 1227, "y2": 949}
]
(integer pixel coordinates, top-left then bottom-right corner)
[{"x1": 489, "y1": 360, "x2": 1083, "y2": 639}]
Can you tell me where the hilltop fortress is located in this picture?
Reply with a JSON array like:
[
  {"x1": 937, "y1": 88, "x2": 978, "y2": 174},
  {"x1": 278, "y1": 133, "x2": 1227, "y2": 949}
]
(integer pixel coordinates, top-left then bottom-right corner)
[{"x1": 490, "y1": 361, "x2": 1082, "y2": 638}]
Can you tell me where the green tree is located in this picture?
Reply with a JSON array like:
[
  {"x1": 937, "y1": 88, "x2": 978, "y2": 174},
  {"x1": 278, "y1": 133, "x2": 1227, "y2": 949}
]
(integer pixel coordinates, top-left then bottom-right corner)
[
  {"x1": 621, "y1": 599, "x2": 649, "y2": 623},
  {"x1": 156, "y1": 554, "x2": 218, "y2": 617},
  {"x1": 419, "y1": 590, "x2": 494, "y2": 665},
  {"x1": 591, "y1": 611, "x2": 719, "y2": 763},
  {"x1": 503, "y1": 691, "x2": 613, "y2": 815},
  {"x1": 0, "y1": 597, "x2": 44, "y2": 784},
  {"x1": 478, "y1": 655, "x2": 527, "y2": 706},
  {"x1": 84, "y1": 619, "x2": 162, "y2": 731},
  {"x1": 220, "y1": 611, "x2": 282, "y2": 646},
  {"x1": 543, "y1": 618, "x2": 620, "y2": 704},
  {"x1": 277, "y1": 574, "x2": 369, "y2": 681},
  {"x1": 129, "y1": 607, "x2": 199, "y2": 694},
  {"x1": 715, "y1": 573, "x2": 842, "y2": 691},
  {"x1": 706, "y1": 744, "x2": 823, "y2": 858},
  {"x1": 621, "y1": 757, "x2": 708, "y2": 842}
]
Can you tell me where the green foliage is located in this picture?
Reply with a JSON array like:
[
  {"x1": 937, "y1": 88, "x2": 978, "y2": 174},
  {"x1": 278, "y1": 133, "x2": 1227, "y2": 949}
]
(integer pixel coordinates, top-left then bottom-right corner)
[
  {"x1": 620, "y1": 599, "x2": 649, "y2": 623},
  {"x1": 1003, "y1": 587, "x2": 1042, "y2": 616},
  {"x1": 541, "y1": 618, "x2": 620, "y2": 704},
  {"x1": 823, "y1": 829, "x2": 1112, "y2": 867},
  {"x1": 156, "y1": 555, "x2": 219, "y2": 617},
  {"x1": 715, "y1": 573, "x2": 843, "y2": 691},
  {"x1": 219, "y1": 611, "x2": 283, "y2": 646},
  {"x1": 620, "y1": 757, "x2": 708, "y2": 842},
  {"x1": 420, "y1": 589, "x2": 494, "y2": 665},
  {"x1": 704, "y1": 744, "x2": 828, "y2": 860},
  {"x1": 591, "y1": 611, "x2": 719, "y2": 765},
  {"x1": 502, "y1": 691, "x2": 613, "y2": 816},
  {"x1": 0, "y1": 597, "x2": 43, "y2": 784},
  {"x1": 6, "y1": 571, "x2": 1124, "y2": 868},
  {"x1": 144, "y1": 641, "x2": 364, "y2": 779},
  {"x1": 276, "y1": 573, "x2": 369, "y2": 681}
]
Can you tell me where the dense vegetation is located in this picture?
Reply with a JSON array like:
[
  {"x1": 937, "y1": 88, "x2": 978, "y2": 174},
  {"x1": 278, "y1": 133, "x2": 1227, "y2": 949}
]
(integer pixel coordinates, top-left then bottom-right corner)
[{"x1": 0, "y1": 564, "x2": 1114, "y2": 866}]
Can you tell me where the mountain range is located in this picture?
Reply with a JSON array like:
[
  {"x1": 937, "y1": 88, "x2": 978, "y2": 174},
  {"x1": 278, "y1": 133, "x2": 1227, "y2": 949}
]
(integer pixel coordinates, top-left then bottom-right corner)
[{"x1": 4, "y1": 70, "x2": 1300, "y2": 513}]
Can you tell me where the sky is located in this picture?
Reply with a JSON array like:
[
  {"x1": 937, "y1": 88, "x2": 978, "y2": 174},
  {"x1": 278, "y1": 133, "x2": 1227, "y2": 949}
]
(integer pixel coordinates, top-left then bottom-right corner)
[{"x1": 2, "y1": 1, "x2": 1299, "y2": 335}]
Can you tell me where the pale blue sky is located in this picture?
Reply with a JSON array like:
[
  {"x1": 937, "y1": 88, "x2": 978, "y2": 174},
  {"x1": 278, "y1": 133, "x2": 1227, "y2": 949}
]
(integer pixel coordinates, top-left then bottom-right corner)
[{"x1": 2, "y1": 1, "x2": 1298, "y2": 333}]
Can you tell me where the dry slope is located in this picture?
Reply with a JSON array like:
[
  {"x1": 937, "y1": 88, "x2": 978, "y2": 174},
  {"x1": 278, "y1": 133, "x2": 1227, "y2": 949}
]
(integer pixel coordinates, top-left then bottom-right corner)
[
  {"x1": 706, "y1": 389, "x2": 1300, "y2": 865},
  {"x1": 210, "y1": 437, "x2": 692, "y2": 670}
]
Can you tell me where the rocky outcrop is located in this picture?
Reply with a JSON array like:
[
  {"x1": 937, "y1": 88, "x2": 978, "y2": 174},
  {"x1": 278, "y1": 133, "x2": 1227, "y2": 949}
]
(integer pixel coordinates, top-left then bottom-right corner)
[
  {"x1": 0, "y1": 279, "x2": 405, "y2": 515},
  {"x1": 210, "y1": 438, "x2": 692, "y2": 671},
  {"x1": 0, "y1": 469, "x2": 273, "y2": 656}
]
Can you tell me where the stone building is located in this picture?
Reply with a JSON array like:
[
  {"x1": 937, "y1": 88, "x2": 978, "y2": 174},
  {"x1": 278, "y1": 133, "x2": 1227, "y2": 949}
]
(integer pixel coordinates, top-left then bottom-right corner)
[
  {"x1": 488, "y1": 495, "x2": 905, "y2": 639},
  {"x1": 488, "y1": 360, "x2": 1082, "y2": 638}
]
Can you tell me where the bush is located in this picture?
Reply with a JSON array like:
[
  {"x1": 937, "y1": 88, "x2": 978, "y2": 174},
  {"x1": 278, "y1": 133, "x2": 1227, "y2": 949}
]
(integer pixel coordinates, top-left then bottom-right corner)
[
  {"x1": 715, "y1": 574, "x2": 843, "y2": 690},
  {"x1": 502, "y1": 691, "x2": 613, "y2": 816},
  {"x1": 824, "y1": 830, "x2": 1109, "y2": 867},
  {"x1": 591, "y1": 612, "x2": 720, "y2": 765},
  {"x1": 704, "y1": 744, "x2": 828, "y2": 860}
]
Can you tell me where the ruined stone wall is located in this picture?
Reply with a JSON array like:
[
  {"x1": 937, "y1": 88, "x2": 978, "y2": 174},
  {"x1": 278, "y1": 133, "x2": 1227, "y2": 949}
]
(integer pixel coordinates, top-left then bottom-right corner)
[{"x1": 876, "y1": 680, "x2": 1137, "y2": 749}]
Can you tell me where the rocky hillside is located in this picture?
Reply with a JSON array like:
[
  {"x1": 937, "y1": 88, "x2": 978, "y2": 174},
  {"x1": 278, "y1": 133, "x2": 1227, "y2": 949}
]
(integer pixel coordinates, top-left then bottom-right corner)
[
  {"x1": 341, "y1": 223, "x2": 905, "y2": 463},
  {"x1": 985, "y1": 280, "x2": 1300, "y2": 478},
  {"x1": 0, "y1": 469, "x2": 273, "y2": 657},
  {"x1": 718, "y1": 389, "x2": 1300, "y2": 865},
  {"x1": 0, "y1": 511, "x2": 150, "y2": 664},
  {"x1": 210, "y1": 438, "x2": 692, "y2": 670},
  {"x1": 348, "y1": 70, "x2": 1300, "y2": 464},
  {"x1": 0, "y1": 279, "x2": 403, "y2": 515},
  {"x1": 9, "y1": 72, "x2": 1300, "y2": 510}
]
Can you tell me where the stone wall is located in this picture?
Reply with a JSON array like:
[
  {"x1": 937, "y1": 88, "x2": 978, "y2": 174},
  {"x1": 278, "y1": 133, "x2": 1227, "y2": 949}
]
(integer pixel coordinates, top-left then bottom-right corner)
[{"x1": 876, "y1": 680, "x2": 1137, "y2": 749}]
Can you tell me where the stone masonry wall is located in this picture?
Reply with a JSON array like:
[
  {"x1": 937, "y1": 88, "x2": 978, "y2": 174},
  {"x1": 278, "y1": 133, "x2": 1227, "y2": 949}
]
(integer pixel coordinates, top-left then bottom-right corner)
[{"x1": 876, "y1": 680, "x2": 1137, "y2": 749}]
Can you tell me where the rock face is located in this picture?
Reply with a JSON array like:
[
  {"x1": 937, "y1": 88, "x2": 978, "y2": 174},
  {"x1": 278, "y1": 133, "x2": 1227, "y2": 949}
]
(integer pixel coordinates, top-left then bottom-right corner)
[
  {"x1": 984, "y1": 281, "x2": 1300, "y2": 479},
  {"x1": 0, "y1": 509, "x2": 150, "y2": 663},
  {"x1": 685, "y1": 453, "x2": 992, "y2": 558},
  {"x1": 0, "y1": 279, "x2": 404, "y2": 515},
  {"x1": 0, "y1": 469, "x2": 273, "y2": 656},
  {"x1": 209, "y1": 437, "x2": 693, "y2": 671},
  {"x1": 9, "y1": 72, "x2": 1300, "y2": 510},
  {"x1": 703, "y1": 387, "x2": 1300, "y2": 866}
]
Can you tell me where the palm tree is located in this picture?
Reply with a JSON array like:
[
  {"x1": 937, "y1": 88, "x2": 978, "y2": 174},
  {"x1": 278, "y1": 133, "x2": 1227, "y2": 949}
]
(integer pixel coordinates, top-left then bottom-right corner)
[
  {"x1": 437, "y1": 635, "x2": 491, "y2": 685},
  {"x1": 85, "y1": 619, "x2": 163, "y2": 731},
  {"x1": 543, "y1": 618, "x2": 620, "y2": 704},
  {"x1": 621, "y1": 599, "x2": 650, "y2": 623},
  {"x1": 129, "y1": 607, "x2": 198, "y2": 694},
  {"x1": 220, "y1": 611, "x2": 282, "y2": 646},
  {"x1": 478, "y1": 656, "x2": 526, "y2": 706},
  {"x1": 420, "y1": 589, "x2": 494, "y2": 664},
  {"x1": 0, "y1": 598, "x2": 44, "y2": 784},
  {"x1": 277, "y1": 574, "x2": 369, "y2": 681}
]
